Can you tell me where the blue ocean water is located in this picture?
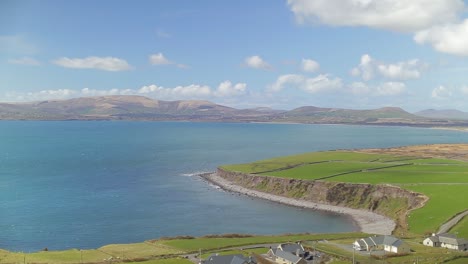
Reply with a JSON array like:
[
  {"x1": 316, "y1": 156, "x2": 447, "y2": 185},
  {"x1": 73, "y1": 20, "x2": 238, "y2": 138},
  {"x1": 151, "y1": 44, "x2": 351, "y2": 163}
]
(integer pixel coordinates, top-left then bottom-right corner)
[{"x1": 1, "y1": 121, "x2": 467, "y2": 251}]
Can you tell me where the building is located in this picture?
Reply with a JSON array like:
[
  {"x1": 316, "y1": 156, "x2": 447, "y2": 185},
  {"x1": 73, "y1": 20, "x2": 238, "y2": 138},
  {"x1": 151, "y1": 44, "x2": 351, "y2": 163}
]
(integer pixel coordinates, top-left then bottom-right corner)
[
  {"x1": 423, "y1": 233, "x2": 468, "y2": 251},
  {"x1": 203, "y1": 254, "x2": 256, "y2": 264},
  {"x1": 353, "y1": 235, "x2": 410, "y2": 254},
  {"x1": 267, "y1": 243, "x2": 307, "y2": 264}
]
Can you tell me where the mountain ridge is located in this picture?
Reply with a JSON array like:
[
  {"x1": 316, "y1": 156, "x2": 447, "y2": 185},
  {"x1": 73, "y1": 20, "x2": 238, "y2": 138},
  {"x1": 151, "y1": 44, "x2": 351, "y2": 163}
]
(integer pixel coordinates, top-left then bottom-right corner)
[
  {"x1": 415, "y1": 109, "x2": 468, "y2": 120},
  {"x1": 1, "y1": 95, "x2": 468, "y2": 127}
]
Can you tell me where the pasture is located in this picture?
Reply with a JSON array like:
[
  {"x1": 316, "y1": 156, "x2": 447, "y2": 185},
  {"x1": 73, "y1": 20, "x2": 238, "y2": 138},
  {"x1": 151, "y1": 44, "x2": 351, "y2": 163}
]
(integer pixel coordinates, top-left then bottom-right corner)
[{"x1": 223, "y1": 151, "x2": 468, "y2": 235}]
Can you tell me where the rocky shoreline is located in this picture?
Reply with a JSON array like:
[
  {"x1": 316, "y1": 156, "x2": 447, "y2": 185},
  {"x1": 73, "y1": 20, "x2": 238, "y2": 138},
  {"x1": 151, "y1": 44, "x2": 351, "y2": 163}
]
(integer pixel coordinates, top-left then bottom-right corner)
[{"x1": 200, "y1": 172, "x2": 396, "y2": 235}]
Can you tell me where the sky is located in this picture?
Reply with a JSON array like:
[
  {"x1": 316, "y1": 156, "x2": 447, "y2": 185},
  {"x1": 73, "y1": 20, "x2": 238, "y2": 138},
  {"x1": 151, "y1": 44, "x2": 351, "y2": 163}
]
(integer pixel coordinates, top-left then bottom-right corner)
[{"x1": 2, "y1": 0, "x2": 468, "y2": 111}]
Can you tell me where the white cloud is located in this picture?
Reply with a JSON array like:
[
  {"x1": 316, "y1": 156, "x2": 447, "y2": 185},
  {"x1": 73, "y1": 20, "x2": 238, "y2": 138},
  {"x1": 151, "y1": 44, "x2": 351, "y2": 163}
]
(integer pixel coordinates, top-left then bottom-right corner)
[
  {"x1": 149, "y1": 53, "x2": 188, "y2": 68},
  {"x1": 244, "y1": 55, "x2": 271, "y2": 70},
  {"x1": 376, "y1": 82, "x2": 406, "y2": 96},
  {"x1": 301, "y1": 58, "x2": 320, "y2": 72},
  {"x1": 8, "y1": 57, "x2": 41, "y2": 66},
  {"x1": 2, "y1": 80, "x2": 248, "y2": 102},
  {"x1": 351, "y1": 54, "x2": 374, "y2": 81},
  {"x1": 414, "y1": 19, "x2": 468, "y2": 56},
  {"x1": 377, "y1": 59, "x2": 423, "y2": 80},
  {"x1": 269, "y1": 74, "x2": 342, "y2": 93},
  {"x1": 138, "y1": 84, "x2": 212, "y2": 98},
  {"x1": 303, "y1": 74, "x2": 342, "y2": 93},
  {"x1": 214, "y1": 81, "x2": 247, "y2": 97},
  {"x1": 432, "y1": 85, "x2": 452, "y2": 99},
  {"x1": 149, "y1": 53, "x2": 172, "y2": 65},
  {"x1": 287, "y1": 0, "x2": 464, "y2": 33},
  {"x1": 53, "y1": 56, "x2": 132, "y2": 71},
  {"x1": 352, "y1": 54, "x2": 426, "y2": 81},
  {"x1": 269, "y1": 74, "x2": 305, "y2": 92}
]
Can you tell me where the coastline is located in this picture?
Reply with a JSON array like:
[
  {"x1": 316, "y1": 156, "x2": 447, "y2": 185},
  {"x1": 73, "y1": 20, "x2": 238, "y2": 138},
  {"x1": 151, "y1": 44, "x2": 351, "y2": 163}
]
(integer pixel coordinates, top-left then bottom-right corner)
[{"x1": 200, "y1": 172, "x2": 396, "y2": 236}]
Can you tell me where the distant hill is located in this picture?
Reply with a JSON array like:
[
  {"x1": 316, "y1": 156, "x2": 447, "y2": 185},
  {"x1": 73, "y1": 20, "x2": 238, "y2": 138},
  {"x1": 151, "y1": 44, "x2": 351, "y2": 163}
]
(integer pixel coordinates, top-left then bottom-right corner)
[
  {"x1": 278, "y1": 106, "x2": 420, "y2": 123},
  {"x1": 2, "y1": 95, "x2": 468, "y2": 127},
  {"x1": 0, "y1": 95, "x2": 268, "y2": 121},
  {"x1": 414, "y1": 109, "x2": 468, "y2": 120}
]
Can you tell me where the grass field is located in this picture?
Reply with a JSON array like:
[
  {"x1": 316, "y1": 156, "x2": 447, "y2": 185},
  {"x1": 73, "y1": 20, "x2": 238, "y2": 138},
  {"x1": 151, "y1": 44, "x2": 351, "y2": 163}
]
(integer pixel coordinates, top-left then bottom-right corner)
[
  {"x1": 221, "y1": 151, "x2": 394, "y2": 174},
  {"x1": 125, "y1": 258, "x2": 193, "y2": 264},
  {"x1": 157, "y1": 233, "x2": 365, "y2": 252},
  {"x1": 98, "y1": 242, "x2": 182, "y2": 259},
  {"x1": 223, "y1": 151, "x2": 468, "y2": 235},
  {"x1": 449, "y1": 215, "x2": 468, "y2": 238},
  {"x1": 0, "y1": 233, "x2": 364, "y2": 264},
  {"x1": 310, "y1": 238, "x2": 468, "y2": 264},
  {"x1": 0, "y1": 249, "x2": 110, "y2": 264}
]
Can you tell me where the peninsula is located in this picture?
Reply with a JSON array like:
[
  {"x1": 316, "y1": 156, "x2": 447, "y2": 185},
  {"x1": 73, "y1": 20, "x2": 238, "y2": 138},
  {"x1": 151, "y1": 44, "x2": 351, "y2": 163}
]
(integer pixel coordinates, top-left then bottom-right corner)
[{"x1": 204, "y1": 144, "x2": 468, "y2": 237}]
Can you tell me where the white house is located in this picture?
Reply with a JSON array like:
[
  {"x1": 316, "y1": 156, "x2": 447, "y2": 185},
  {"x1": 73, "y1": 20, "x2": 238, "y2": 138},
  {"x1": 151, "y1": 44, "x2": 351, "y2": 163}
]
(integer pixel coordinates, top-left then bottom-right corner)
[
  {"x1": 267, "y1": 243, "x2": 307, "y2": 264},
  {"x1": 423, "y1": 233, "x2": 468, "y2": 251},
  {"x1": 353, "y1": 235, "x2": 410, "y2": 254}
]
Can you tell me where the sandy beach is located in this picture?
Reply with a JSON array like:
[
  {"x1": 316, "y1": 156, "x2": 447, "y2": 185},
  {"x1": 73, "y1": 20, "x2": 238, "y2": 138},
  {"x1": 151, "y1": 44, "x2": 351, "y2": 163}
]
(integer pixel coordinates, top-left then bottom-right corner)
[{"x1": 201, "y1": 173, "x2": 396, "y2": 235}]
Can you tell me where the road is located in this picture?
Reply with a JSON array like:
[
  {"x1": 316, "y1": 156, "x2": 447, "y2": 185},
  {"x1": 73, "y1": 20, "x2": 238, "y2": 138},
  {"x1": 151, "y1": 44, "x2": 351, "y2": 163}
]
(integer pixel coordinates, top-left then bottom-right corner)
[{"x1": 438, "y1": 209, "x2": 468, "y2": 234}]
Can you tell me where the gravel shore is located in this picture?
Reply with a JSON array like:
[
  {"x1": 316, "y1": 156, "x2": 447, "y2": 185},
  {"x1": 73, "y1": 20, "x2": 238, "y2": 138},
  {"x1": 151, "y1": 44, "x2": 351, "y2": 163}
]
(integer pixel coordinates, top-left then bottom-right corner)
[{"x1": 201, "y1": 172, "x2": 395, "y2": 235}]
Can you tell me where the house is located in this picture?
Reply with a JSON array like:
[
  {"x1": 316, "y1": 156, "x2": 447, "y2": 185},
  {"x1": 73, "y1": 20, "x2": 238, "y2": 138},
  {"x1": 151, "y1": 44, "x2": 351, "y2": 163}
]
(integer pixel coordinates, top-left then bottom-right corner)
[
  {"x1": 202, "y1": 254, "x2": 256, "y2": 264},
  {"x1": 423, "y1": 233, "x2": 468, "y2": 251},
  {"x1": 267, "y1": 243, "x2": 307, "y2": 264},
  {"x1": 277, "y1": 243, "x2": 305, "y2": 257},
  {"x1": 353, "y1": 235, "x2": 410, "y2": 254}
]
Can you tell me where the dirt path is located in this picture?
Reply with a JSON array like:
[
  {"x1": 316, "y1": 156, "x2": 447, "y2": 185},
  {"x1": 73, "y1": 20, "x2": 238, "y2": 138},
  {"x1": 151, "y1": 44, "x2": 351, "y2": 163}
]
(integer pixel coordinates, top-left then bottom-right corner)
[{"x1": 438, "y1": 210, "x2": 468, "y2": 234}]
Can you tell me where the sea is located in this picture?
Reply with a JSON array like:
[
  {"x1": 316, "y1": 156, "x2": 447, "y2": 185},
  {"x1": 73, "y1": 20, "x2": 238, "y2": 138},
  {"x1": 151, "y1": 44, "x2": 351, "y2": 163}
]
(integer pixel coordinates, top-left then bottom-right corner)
[{"x1": 1, "y1": 121, "x2": 468, "y2": 251}]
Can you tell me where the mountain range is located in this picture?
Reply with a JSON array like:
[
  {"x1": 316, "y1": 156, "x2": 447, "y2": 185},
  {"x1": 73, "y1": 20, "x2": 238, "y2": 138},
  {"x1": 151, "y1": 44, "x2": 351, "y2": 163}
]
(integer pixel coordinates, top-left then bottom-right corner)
[{"x1": 1, "y1": 95, "x2": 467, "y2": 127}]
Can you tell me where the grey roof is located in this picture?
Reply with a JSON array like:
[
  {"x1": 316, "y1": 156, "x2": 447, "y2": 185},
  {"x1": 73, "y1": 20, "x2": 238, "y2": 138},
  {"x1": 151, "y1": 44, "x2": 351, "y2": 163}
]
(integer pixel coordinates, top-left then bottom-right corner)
[
  {"x1": 370, "y1": 236, "x2": 384, "y2": 245},
  {"x1": 275, "y1": 250, "x2": 302, "y2": 264},
  {"x1": 363, "y1": 237, "x2": 376, "y2": 247},
  {"x1": 427, "y1": 236, "x2": 440, "y2": 243},
  {"x1": 279, "y1": 243, "x2": 304, "y2": 255},
  {"x1": 355, "y1": 240, "x2": 366, "y2": 248},
  {"x1": 382, "y1": 236, "x2": 399, "y2": 247},
  {"x1": 205, "y1": 254, "x2": 256, "y2": 264},
  {"x1": 359, "y1": 235, "x2": 404, "y2": 248},
  {"x1": 392, "y1": 239, "x2": 404, "y2": 247},
  {"x1": 437, "y1": 233, "x2": 468, "y2": 246}
]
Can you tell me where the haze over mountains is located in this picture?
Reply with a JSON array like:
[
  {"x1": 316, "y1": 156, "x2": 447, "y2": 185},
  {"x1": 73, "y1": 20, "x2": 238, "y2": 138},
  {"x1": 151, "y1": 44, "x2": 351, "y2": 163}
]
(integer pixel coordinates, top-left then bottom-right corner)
[
  {"x1": 1, "y1": 95, "x2": 467, "y2": 127},
  {"x1": 415, "y1": 109, "x2": 468, "y2": 120}
]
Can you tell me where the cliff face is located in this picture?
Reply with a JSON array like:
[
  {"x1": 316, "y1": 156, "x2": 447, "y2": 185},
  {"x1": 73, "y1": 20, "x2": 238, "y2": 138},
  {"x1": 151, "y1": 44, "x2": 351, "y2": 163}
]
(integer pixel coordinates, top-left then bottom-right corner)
[{"x1": 217, "y1": 168, "x2": 427, "y2": 235}]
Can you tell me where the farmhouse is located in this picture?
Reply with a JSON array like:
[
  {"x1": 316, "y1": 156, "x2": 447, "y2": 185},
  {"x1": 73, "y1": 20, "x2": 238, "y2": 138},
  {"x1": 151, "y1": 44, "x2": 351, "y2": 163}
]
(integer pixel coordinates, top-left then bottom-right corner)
[
  {"x1": 267, "y1": 243, "x2": 307, "y2": 264},
  {"x1": 423, "y1": 233, "x2": 468, "y2": 251},
  {"x1": 353, "y1": 235, "x2": 410, "y2": 254},
  {"x1": 202, "y1": 254, "x2": 257, "y2": 264}
]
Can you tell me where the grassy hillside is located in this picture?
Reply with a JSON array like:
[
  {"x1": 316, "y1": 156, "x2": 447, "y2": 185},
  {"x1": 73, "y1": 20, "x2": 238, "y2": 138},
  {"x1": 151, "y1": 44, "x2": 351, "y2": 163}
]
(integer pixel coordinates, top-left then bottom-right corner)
[
  {"x1": 222, "y1": 149, "x2": 468, "y2": 236},
  {"x1": 449, "y1": 215, "x2": 468, "y2": 238}
]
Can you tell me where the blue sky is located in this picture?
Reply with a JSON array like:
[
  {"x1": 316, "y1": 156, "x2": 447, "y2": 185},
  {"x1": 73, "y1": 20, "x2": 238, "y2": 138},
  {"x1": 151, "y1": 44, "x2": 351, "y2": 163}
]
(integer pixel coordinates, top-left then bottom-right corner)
[{"x1": 2, "y1": 0, "x2": 468, "y2": 111}]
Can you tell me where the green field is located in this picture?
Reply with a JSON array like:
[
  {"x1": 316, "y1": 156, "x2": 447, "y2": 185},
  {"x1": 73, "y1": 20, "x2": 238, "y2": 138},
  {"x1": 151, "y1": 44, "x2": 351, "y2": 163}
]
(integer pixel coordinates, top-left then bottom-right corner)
[
  {"x1": 157, "y1": 233, "x2": 365, "y2": 252},
  {"x1": 449, "y1": 215, "x2": 468, "y2": 238},
  {"x1": 0, "y1": 233, "x2": 364, "y2": 264},
  {"x1": 1, "y1": 232, "x2": 466, "y2": 264},
  {"x1": 221, "y1": 151, "x2": 394, "y2": 174},
  {"x1": 223, "y1": 151, "x2": 468, "y2": 235}
]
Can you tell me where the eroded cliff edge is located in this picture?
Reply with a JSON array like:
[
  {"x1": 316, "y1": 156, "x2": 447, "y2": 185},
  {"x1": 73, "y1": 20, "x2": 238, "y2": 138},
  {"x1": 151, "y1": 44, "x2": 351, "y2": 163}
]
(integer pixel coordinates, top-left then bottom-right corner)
[{"x1": 217, "y1": 168, "x2": 427, "y2": 236}]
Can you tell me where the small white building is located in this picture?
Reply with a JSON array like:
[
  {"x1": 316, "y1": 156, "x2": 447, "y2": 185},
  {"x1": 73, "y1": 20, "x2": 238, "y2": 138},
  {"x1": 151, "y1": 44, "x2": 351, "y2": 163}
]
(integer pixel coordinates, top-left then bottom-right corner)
[
  {"x1": 353, "y1": 235, "x2": 410, "y2": 254},
  {"x1": 423, "y1": 233, "x2": 468, "y2": 251}
]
